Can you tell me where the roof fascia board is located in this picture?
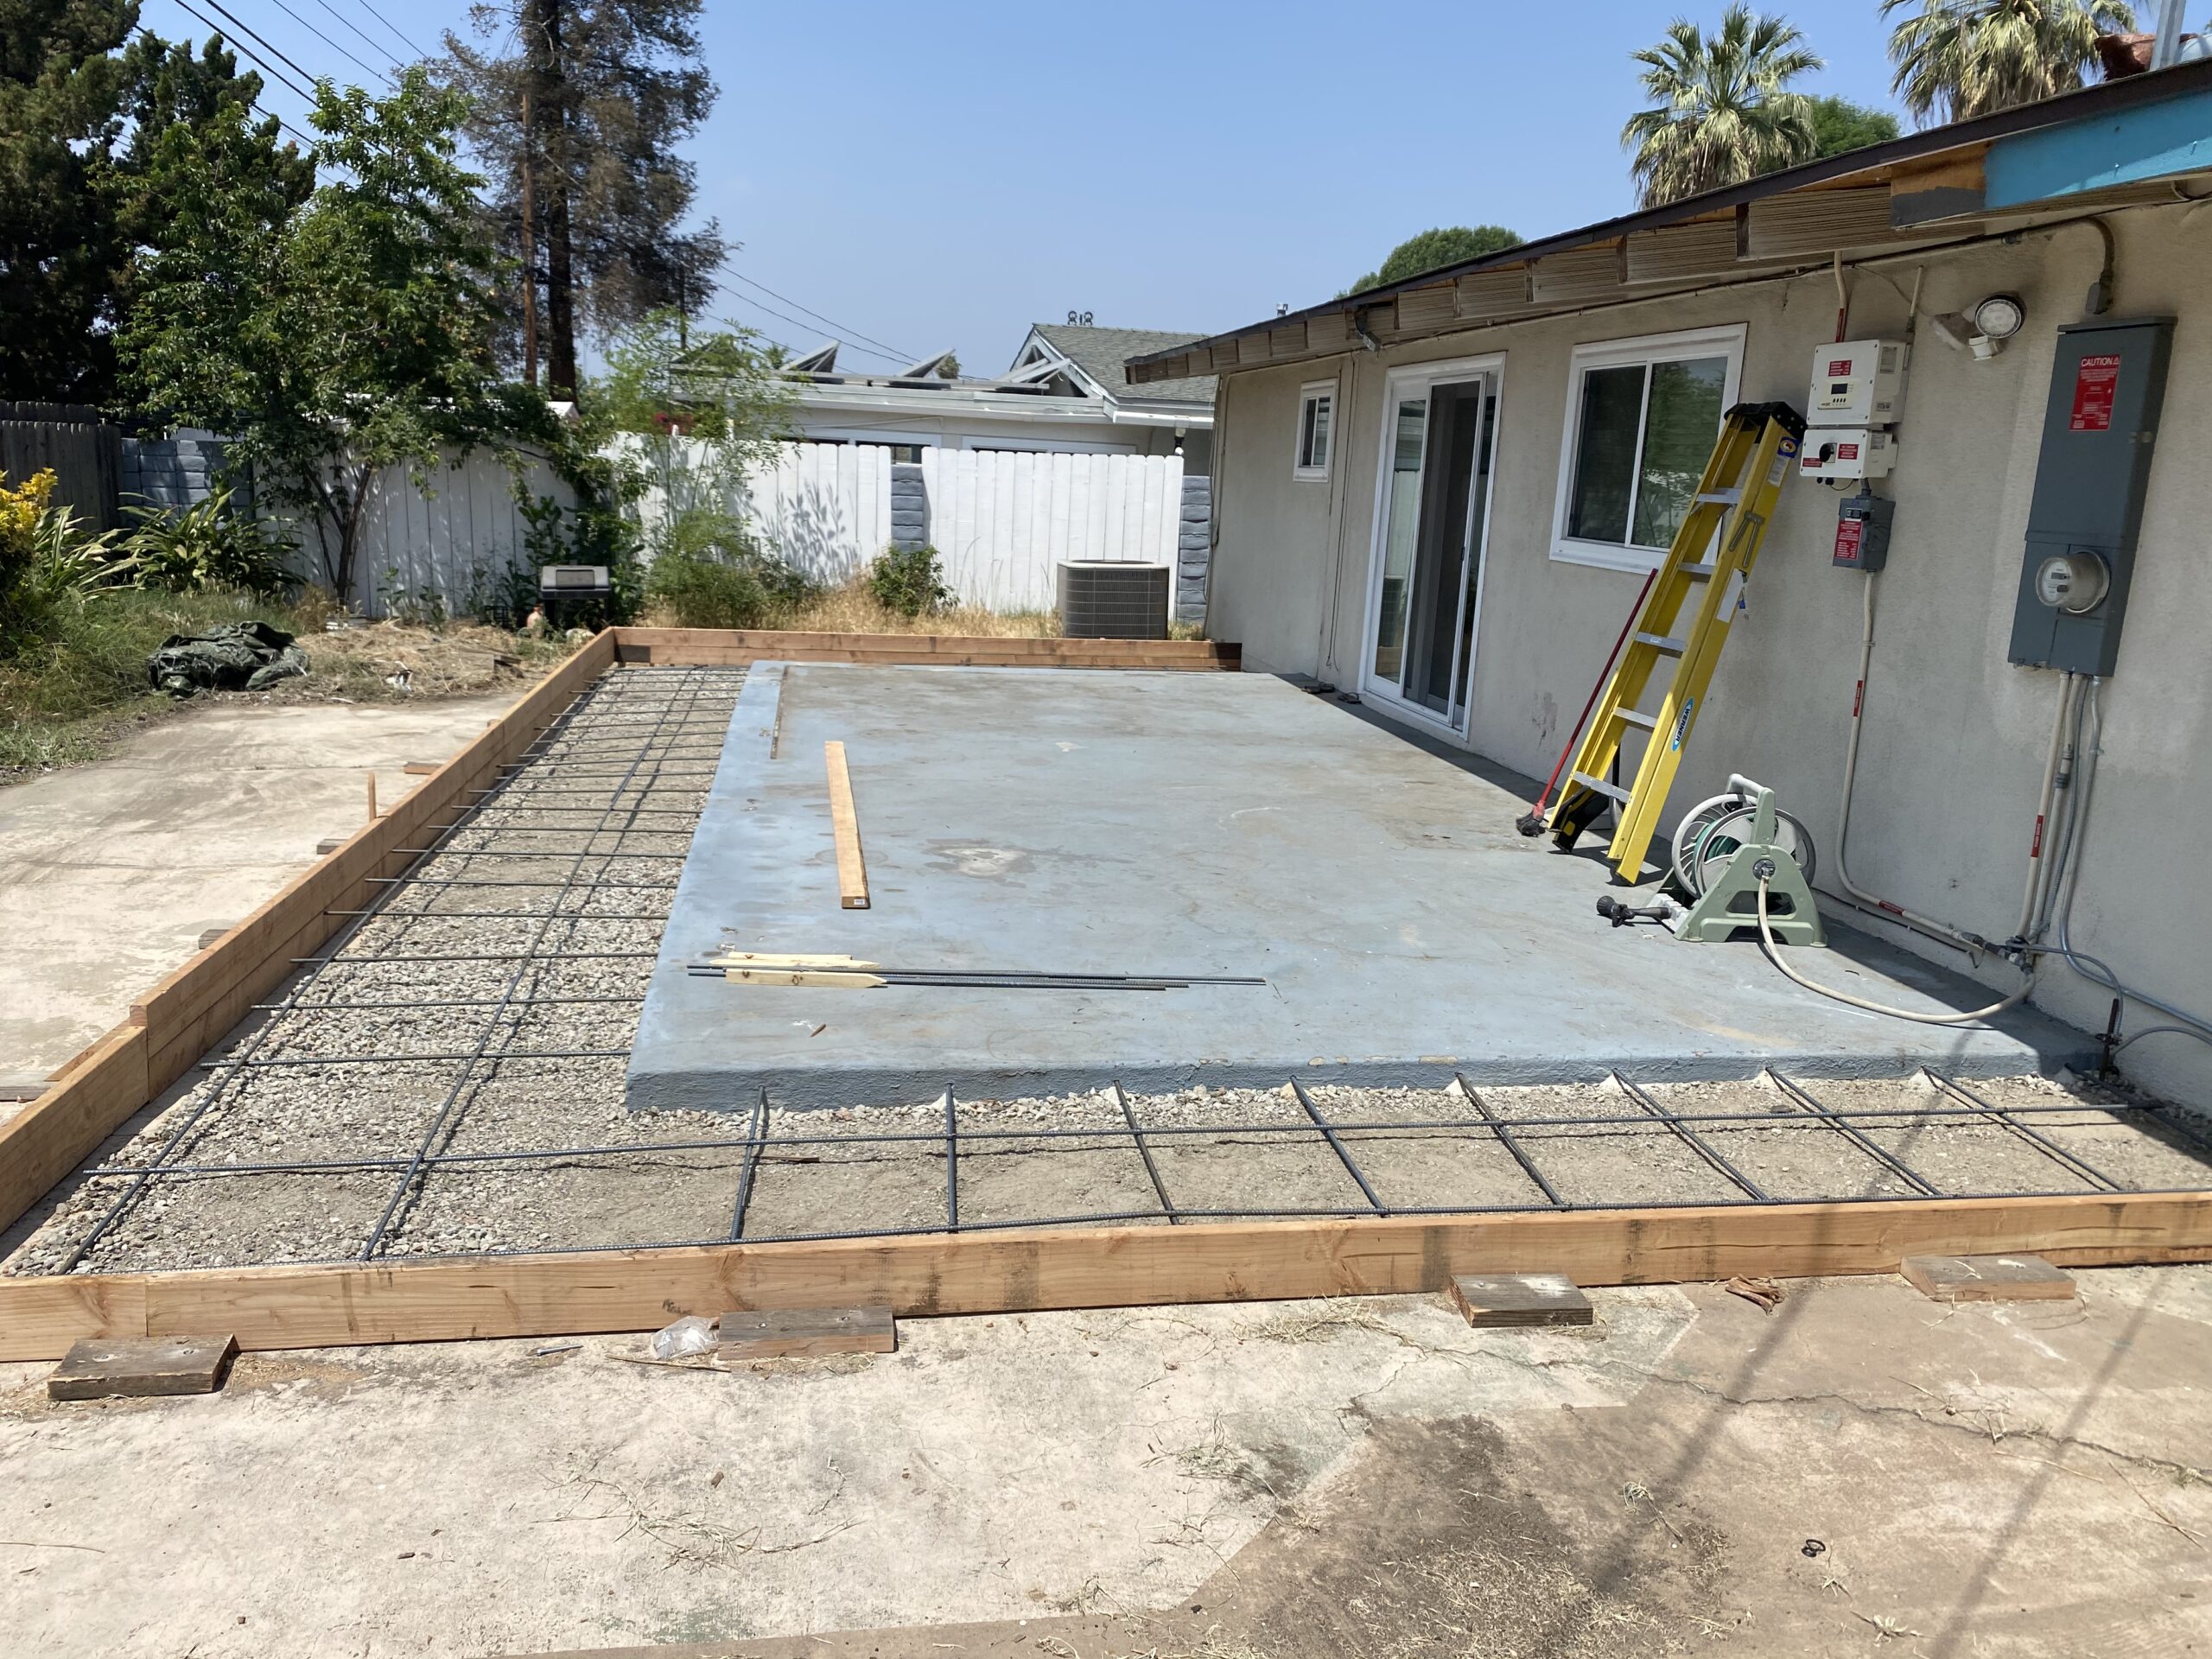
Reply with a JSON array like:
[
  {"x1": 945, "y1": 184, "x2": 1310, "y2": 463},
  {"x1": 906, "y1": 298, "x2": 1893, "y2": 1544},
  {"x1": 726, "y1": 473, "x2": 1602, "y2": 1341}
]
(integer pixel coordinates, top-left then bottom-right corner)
[
  {"x1": 1129, "y1": 58, "x2": 2212, "y2": 372},
  {"x1": 1986, "y1": 80, "x2": 2212, "y2": 205}
]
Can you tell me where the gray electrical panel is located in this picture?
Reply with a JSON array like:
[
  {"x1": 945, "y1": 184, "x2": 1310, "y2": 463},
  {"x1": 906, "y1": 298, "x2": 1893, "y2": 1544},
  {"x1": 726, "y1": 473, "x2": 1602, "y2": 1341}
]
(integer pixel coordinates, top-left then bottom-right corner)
[{"x1": 2007, "y1": 316, "x2": 2173, "y2": 676}]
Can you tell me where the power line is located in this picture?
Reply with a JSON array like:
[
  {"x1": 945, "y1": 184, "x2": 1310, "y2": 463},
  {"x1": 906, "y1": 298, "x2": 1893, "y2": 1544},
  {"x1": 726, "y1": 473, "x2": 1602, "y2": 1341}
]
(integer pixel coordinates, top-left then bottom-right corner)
[
  {"x1": 711, "y1": 258, "x2": 917, "y2": 364},
  {"x1": 710, "y1": 289, "x2": 910, "y2": 370},
  {"x1": 261, "y1": 0, "x2": 393, "y2": 83},
  {"x1": 165, "y1": 3, "x2": 317, "y2": 111},
  {"x1": 345, "y1": 0, "x2": 427, "y2": 60},
  {"x1": 309, "y1": 0, "x2": 406, "y2": 69},
  {"x1": 189, "y1": 0, "x2": 326, "y2": 99}
]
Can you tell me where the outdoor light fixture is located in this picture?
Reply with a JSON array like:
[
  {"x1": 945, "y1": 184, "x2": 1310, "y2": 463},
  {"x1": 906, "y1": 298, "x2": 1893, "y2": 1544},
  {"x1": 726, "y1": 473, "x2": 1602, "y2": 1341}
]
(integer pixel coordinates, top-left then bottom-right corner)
[{"x1": 1928, "y1": 292, "x2": 2025, "y2": 361}]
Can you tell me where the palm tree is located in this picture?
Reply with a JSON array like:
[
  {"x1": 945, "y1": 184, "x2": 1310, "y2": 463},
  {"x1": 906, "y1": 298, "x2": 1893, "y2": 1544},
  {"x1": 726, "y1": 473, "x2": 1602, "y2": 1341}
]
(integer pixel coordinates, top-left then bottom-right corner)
[
  {"x1": 1884, "y1": 0, "x2": 2136, "y2": 126},
  {"x1": 1623, "y1": 6, "x2": 1823, "y2": 207}
]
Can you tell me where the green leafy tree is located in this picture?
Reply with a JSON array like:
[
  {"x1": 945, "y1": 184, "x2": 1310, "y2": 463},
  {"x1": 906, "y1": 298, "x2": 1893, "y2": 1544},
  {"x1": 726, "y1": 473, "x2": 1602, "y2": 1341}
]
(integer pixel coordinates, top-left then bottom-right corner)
[
  {"x1": 120, "y1": 69, "x2": 552, "y2": 600},
  {"x1": 587, "y1": 308, "x2": 794, "y2": 577},
  {"x1": 1623, "y1": 4, "x2": 1822, "y2": 207},
  {"x1": 1883, "y1": 0, "x2": 2133, "y2": 125},
  {"x1": 0, "y1": 0, "x2": 134, "y2": 398},
  {"x1": 1806, "y1": 93, "x2": 1903, "y2": 157},
  {"x1": 1347, "y1": 226, "x2": 1521, "y2": 295},
  {"x1": 440, "y1": 0, "x2": 725, "y2": 393},
  {"x1": 0, "y1": 10, "x2": 304, "y2": 401}
]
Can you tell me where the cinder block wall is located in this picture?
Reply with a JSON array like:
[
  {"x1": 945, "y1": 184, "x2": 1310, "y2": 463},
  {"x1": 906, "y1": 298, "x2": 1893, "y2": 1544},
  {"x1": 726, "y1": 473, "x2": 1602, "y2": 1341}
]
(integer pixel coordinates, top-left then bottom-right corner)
[
  {"x1": 1177, "y1": 475, "x2": 1211, "y2": 624},
  {"x1": 118, "y1": 431, "x2": 246, "y2": 514},
  {"x1": 889, "y1": 461, "x2": 928, "y2": 550}
]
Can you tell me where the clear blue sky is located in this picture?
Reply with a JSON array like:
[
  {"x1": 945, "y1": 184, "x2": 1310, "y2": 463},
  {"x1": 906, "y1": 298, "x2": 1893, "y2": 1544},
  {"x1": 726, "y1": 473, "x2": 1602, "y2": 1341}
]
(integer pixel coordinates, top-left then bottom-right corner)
[{"x1": 134, "y1": 0, "x2": 1915, "y2": 376}]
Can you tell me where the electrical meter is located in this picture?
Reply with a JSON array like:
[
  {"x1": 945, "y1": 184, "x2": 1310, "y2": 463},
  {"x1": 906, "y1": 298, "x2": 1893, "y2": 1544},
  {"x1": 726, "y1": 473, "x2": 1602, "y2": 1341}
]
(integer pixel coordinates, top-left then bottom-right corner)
[
  {"x1": 1799, "y1": 428, "x2": 1895, "y2": 480},
  {"x1": 2032, "y1": 550, "x2": 2110, "y2": 614},
  {"x1": 1808, "y1": 339, "x2": 1908, "y2": 426},
  {"x1": 2008, "y1": 317, "x2": 2173, "y2": 676}
]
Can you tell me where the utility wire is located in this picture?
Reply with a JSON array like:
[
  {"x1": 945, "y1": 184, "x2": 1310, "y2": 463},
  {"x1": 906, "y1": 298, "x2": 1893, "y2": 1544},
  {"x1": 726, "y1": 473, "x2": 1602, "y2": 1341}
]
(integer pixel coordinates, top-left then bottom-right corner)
[
  {"x1": 136, "y1": 19, "x2": 316, "y2": 143},
  {"x1": 346, "y1": 0, "x2": 428, "y2": 60},
  {"x1": 309, "y1": 0, "x2": 407, "y2": 68},
  {"x1": 711, "y1": 290, "x2": 910, "y2": 370},
  {"x1": 261, "y1": 0, "x2": 393, "y2": 82},
  {"x1": 712, "y1": 257, "x2": 917, "y2": 364},
  {"x1": 188, "y1": 0, "x2": 326, "y2": 99},
  {"x1": 163, "y1": 4, "x2": 318, "y2": 117}
]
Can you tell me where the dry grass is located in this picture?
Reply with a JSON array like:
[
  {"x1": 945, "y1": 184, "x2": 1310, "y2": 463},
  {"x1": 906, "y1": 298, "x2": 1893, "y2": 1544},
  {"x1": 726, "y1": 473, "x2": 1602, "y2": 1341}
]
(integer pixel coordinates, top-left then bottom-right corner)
[{"x1": 741, "y1": 577, "x2": 1061, "y2": 639}]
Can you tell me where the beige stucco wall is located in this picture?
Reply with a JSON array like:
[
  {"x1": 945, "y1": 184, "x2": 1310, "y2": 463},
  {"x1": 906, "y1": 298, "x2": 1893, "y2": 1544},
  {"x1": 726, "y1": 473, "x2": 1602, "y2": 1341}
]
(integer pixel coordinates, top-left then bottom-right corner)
[{"x1": 1207, "y1": 207, "x2": 2212, "y2": 1109}]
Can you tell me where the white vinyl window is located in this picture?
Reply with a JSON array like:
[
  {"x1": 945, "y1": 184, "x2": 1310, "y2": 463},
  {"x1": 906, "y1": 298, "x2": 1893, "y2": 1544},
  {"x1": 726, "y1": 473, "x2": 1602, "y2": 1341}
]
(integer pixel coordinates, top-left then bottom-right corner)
[
  {"x1": 1294, "y1": 380, "x2": 1336, "y2": 480},
  {"x1": 1550, "y1": 324, "x2": 1744, "y2": 572}
]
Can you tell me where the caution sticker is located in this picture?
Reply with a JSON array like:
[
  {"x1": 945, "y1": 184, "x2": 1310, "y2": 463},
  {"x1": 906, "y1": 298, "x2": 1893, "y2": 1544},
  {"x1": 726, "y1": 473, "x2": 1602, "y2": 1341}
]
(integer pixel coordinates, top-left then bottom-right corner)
[{"x1": 2070, "y1": 353, "x2": 2120, "y2": 432}]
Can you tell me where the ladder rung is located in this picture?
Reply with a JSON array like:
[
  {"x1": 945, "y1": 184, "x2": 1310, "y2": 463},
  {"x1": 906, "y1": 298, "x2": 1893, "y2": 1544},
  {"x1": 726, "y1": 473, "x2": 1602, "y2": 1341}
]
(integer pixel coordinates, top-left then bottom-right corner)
[
  {"x1": 1695, "y1": 488, "x2": 1741, "y2": 505},
  {"x1": 1569, "y1": 771, "x2": 1632, "y2": 804},
  {"x1": 1615, "y1": 708, "x2": 1657, "y2": 729},
  {"x1": 1683, "y1": 560, "x2": 1716, "y2": 578},
  {"x1": 1633, "y1": 632, "x2": 1687, "y2": 655}
]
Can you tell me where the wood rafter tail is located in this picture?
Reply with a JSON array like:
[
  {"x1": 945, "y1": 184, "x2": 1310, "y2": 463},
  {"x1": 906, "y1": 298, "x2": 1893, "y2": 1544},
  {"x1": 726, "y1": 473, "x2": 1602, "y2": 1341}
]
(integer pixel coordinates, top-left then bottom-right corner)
[{"x1": 3, "y1": 1192, "x2": 2207, "y2": 1360}]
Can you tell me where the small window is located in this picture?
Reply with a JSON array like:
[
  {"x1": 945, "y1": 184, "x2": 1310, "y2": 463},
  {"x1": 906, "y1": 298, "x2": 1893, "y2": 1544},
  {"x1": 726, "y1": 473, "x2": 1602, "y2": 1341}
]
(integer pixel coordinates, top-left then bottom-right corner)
[
  {"x1": 1553, "y1": 327, "x2": 1743, "y2": 571},
  {"x1": 1294, "y1": 381, "x2": 1336, "y2": 480}
]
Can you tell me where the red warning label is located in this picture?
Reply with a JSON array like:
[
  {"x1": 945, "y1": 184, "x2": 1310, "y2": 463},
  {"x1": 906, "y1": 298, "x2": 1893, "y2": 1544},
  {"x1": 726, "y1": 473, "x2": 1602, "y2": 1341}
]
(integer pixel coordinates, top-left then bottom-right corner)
[
  {"x1": 1834, "y1": 517, "x2": 1865, "y2": 567},
  {"x1": 2070, "y1": 353, "x2": 2120, "y2": 431}
]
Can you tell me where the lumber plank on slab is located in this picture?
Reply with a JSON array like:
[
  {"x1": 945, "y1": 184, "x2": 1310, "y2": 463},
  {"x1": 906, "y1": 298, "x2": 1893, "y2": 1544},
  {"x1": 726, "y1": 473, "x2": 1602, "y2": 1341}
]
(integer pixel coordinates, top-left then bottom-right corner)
[
  {"x1": 0, "y1": 1192, "x2": 2205, "y2": 1360},
  {"x1": 823, "y1": 740, "x2": 868, "y2": 910}
]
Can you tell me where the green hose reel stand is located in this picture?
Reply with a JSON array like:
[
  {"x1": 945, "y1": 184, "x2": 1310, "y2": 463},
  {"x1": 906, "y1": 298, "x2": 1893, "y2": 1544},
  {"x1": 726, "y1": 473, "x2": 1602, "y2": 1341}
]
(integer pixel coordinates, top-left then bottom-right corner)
[{"x1": 1676, "y1": 774, "x2": 1827, "y2": 946}]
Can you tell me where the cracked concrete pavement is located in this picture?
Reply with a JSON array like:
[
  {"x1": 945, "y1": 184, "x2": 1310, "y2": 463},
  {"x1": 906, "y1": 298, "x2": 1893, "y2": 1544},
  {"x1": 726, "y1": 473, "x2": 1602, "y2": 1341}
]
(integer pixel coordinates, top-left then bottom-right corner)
[{"x1": 3, "y1": 1265, "x2": 2209, "y2": 1657}]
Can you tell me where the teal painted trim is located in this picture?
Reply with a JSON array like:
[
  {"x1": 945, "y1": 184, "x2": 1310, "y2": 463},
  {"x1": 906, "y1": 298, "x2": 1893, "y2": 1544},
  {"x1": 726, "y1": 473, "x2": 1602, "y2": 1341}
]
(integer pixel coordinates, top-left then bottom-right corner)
[{"x1": 1986, "y1": 84, "x2": 2212, "y2": 205}]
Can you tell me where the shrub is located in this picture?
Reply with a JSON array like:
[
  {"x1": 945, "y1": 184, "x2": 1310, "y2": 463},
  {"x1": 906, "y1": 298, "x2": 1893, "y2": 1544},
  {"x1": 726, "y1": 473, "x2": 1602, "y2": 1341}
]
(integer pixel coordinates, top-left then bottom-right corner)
[
  {"x1": 866, "y1": 543, "x2": 951, "y2": 618},
  {"x1": 122, "y1": 489, "x2": 296, "y2": 598},
  {"x1": 645, "y1": 510, "x2": 814, "y2": 629}
]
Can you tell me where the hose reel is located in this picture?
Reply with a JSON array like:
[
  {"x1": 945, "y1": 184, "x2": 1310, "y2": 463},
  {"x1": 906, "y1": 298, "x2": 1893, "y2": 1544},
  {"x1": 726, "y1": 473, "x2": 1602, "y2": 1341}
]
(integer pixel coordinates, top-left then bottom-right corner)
[{"x1": 1670, "y1": 777, "x2": 1826, "y2": 946}]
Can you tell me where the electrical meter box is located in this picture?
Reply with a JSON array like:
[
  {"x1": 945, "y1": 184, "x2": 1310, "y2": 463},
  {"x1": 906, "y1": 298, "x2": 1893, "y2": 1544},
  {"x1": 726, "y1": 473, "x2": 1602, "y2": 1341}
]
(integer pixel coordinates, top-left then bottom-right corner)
[
  {"x1": 1808, "y1": 339, "x2": 1908, "y2": 426},
  {"x1": 1800, "y1": 428, "x2": 1895, "y2": 480},
  {"x1": 2007, "y1": 316, "x2": 2172, "y2": 676}
]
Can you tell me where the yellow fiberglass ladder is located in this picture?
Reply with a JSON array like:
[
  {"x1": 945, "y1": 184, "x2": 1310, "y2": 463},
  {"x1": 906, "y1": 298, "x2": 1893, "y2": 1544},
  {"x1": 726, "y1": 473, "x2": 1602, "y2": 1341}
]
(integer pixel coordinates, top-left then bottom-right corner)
[{"x1": 1546, "y1": 401, "x2": 1806, "y2": 880}]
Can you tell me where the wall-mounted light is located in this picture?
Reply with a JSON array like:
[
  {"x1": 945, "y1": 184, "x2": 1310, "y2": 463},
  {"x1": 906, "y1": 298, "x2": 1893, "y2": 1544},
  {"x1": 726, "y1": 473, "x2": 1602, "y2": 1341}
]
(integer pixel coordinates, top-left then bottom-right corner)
[{"x1": 1928, "y1": 292, "x2": 2027, "y2": 360}]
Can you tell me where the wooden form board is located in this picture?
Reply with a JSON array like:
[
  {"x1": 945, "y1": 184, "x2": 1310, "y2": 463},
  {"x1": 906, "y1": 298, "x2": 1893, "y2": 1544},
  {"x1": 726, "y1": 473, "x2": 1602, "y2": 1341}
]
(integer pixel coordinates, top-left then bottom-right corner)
[
  {"x1": 2, "y1": 1191, "x2": 2208, "y2": 1360},
  {"x1": 612, "y1": 627, "x2": 1240, "y2": 671},
  {"x1": 823, "y1": 741, "x2": 869, "y2": 909}
]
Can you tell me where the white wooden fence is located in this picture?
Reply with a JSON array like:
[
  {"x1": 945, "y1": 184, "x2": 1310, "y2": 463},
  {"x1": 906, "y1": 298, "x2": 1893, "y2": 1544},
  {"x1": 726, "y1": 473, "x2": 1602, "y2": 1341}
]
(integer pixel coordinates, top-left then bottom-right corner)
[
  {"x1": 264, "y1": 438, "x2": 1183, "y2": 619},
  {"x1": 266, "y1": 446, "x2": 576, "y2": 619},
  {"x1": 919, "y1": 448, "x2": 1184, "y2": 613}
]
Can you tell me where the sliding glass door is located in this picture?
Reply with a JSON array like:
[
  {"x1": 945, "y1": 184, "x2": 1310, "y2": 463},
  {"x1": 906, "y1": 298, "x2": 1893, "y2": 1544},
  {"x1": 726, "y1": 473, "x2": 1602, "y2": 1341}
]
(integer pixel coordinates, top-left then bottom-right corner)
[{"x1": 1363, "y1": 359, "x2": 1502, "y2": 733}]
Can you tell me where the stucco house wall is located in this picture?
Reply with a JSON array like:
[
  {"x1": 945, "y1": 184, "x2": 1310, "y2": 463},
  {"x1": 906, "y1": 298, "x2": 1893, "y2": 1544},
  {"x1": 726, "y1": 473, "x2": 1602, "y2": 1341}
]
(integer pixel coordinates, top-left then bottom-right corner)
[{"x1": 1205, "y1": 206, "x2": 2212, "y2": 1110}]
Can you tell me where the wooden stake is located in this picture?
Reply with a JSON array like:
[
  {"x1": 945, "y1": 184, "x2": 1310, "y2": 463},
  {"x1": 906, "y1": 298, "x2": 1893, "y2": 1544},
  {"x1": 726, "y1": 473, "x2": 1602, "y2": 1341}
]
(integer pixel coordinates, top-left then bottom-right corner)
[
  {"x1": 824, "y1": 740, "x2": 869, "y2": 910},
  {"x1": 365, "y1": 772, "x2": 378, "y2": 821}
]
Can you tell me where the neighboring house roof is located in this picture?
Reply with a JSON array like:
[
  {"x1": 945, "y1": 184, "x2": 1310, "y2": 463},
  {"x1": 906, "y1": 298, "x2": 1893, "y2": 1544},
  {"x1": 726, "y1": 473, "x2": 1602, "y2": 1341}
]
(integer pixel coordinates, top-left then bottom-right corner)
[
  {"x1": 1128, "y1": 57, "x2": 2212, "y2": 385},
  {"x1": 1025, "y1": 325, "x2": 1217, "y2": 406}
]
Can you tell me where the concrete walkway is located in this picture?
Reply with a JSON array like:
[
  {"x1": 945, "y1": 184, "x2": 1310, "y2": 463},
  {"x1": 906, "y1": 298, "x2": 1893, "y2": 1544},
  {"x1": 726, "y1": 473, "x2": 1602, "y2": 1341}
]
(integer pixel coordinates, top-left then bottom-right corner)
[
  {"x1": 0, "y1": 694, "x2": 518, "y2": 1094},
  {"x1": 3, "y1": 1266, "x2": 2206, "y2": 1656}
]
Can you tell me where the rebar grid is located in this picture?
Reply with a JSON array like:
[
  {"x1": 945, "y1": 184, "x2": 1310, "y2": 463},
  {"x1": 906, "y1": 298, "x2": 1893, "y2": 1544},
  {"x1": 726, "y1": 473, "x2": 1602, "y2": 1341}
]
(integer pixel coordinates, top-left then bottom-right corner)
[{"x1": 22, "y1": 663, "x2": 2212, "y2": 1277}]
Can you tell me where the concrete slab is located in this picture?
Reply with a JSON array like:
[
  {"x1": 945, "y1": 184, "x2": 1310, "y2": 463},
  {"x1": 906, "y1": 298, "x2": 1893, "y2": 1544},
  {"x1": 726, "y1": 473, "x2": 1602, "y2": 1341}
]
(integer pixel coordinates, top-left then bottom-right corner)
[
  {"x1": 0, "y1": 693, "x2": 519, "y2": 1094},
  {"x1": 630, "y1": 666, "x2": 2092, "y2": 1111}
]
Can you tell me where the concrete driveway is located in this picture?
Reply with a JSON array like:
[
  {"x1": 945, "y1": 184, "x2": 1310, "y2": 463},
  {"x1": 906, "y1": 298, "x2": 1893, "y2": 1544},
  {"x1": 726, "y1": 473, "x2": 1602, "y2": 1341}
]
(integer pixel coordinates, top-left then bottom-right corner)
[{"x1": 0, "y1": 693, "x2": 519, "y2": 1097}]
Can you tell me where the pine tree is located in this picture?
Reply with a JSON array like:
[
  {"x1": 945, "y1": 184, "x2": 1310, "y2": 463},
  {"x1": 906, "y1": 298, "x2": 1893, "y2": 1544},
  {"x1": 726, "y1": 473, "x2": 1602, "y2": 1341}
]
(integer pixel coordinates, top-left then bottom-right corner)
[
  {"x1": 441, "y1": 0, "x2": 724, "y2": 395},
  {"x1": 0, "y1": 0, "x2": 135, "y2": 399}
]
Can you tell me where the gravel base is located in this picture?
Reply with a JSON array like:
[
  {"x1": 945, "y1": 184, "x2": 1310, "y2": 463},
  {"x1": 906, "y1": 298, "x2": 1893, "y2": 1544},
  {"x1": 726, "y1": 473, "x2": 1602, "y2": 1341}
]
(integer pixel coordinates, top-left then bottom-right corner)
[{"x1": 7, "y1": 664, "x2": 2209, "y2": 1276}]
